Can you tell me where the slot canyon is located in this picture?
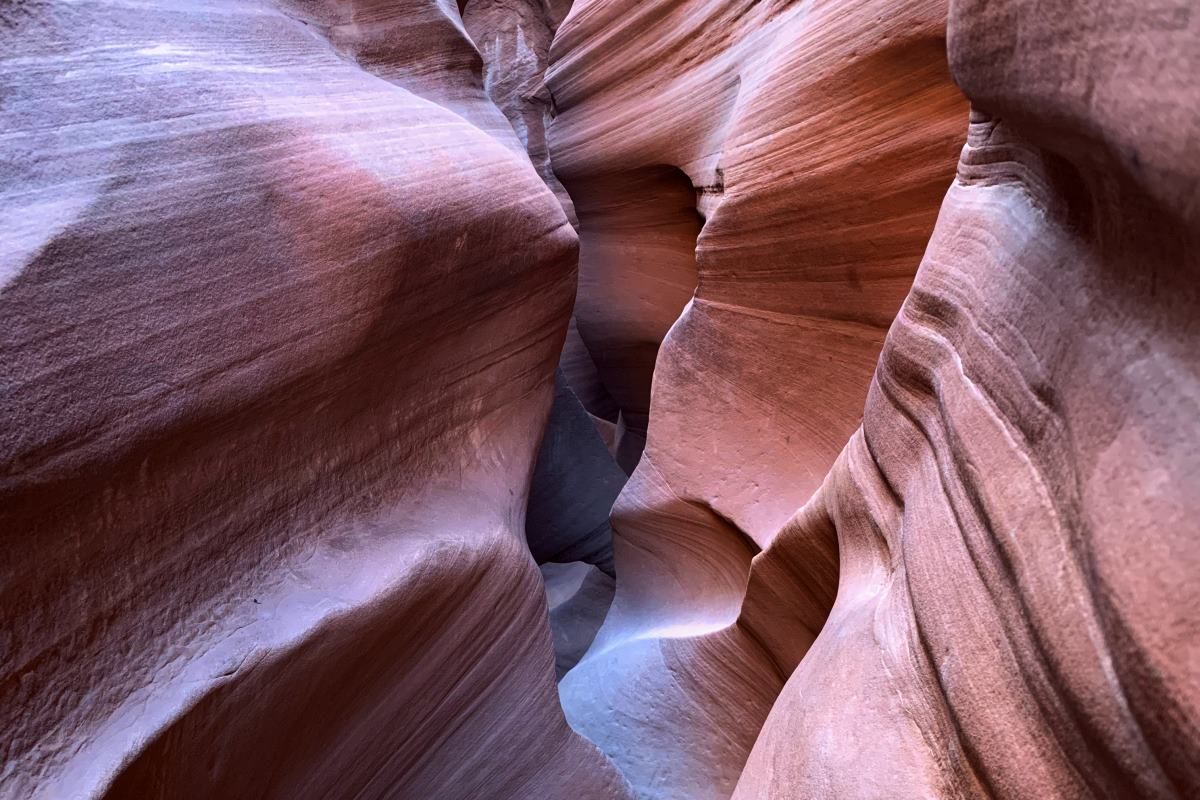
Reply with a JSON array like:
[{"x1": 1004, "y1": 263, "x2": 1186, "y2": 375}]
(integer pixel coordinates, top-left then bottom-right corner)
[{"x1": 1, "y1": 0, "x2": 1197, "y2": 797}]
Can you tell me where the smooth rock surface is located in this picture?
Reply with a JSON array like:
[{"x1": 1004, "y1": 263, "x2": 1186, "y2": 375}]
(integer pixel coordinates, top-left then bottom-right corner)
[
  {"x1": 3, "y1": 0, "x2": 1196, "y2": 798},
  {"x1": 734, "y1": 0, "x2": 1200, "y2": 795},
  {"x1": 464, "y1": 0, "x2": 577, "y2": 222},
  {"x1": 0, "y1": 1, "x2": 631, "y2": 798},
  {"x1": 542, "y1": 561, "x2": 617, "y2": 678},
  {"x1": 549, "y1": 0, "x2": 968, "y2": 795}
]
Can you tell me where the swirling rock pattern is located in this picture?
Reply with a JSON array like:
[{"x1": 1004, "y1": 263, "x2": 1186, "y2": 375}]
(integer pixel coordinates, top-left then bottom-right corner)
[
  {"x1": 464, "y1": 0, "x2": 577, "y2": 221},
  {"x1": 548, "y1": 0, "x2": 967, "y2": 795},
  {"x1": 2, "y1": 0, "x2": 1196, "y2": 797},
  {"x1": 463, "y1": 0, "x2": 627, "y2": 674},
  {"x1": 735, "y1": 1, "x2": 1200, "y2": 796},
  {"x1": 0, "y1": 1, "x2": 630, "y2": 797},
  {"x1": 551, "y1": 0, "x2": 1198, "y2": 798}
]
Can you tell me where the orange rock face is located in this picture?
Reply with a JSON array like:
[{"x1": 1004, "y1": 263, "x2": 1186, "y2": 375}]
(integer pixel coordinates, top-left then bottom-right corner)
[
  {"x1": 735, "y1": 1, "x2": 1200, "y2": 795},
  {"x1": 2, "y1": 0, "x2": 1197, "y2": 798},
  {"x1": 550, "y1": 0, "x2": 1198, "y2": 797}
]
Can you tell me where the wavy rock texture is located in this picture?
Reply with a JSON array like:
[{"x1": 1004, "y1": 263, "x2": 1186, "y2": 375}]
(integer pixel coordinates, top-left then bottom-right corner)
[
  {"x1": 0, "y1": 1, "x2": 631, "y2": 798},
  {"x1": 734, "y1": 1, "x2": 1200, "y2": 796},
  {"x1": 549, "y1": 0, "x2": 1198, "y2": 799},
  {"x1": 463, "y1": 0, "x2": 626, "y2": 674},
  {"x1": 464, "y1": 0, "x2": 627, "y2": 449},
  {"x1": 542, "y1": 560, "x2": 616, "y2": 679},
  {"x1": 548, "y1": 0, "x2": 968, "y2": 795},
  {"x1": 3, "y1": 0, "x2": 1197, "y2": 797},
  {"x1": 464, "y1": 0, "x2": 577, "y2": 222},
  {"x1": 461, "y1": 2, "x2": 623, "y2": 459}
]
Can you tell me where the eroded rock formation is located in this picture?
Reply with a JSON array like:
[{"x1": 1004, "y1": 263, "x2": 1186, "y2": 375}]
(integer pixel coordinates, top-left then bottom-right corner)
[
  {"x1": 463, "y1": 0, "x2": 626, "y2": 673},
  {"x1": 549, "y1": 0, "x2": 969, "y2": 794},
  {"x1": 464, "y1": 0, "x2": 577, "y2": 222},
  {"x1": 734, "y1": 1, "x2": 1200, "y2": 795},
  {"x1": 0, "y1": 1, "x2": 629, "y2": 797},
  {"x1": 550, "y1": 0, "x2": 1199, "y2": 798},
  {"x1": 2, "y1": 0, "x2": 1196, "y2": 798}
]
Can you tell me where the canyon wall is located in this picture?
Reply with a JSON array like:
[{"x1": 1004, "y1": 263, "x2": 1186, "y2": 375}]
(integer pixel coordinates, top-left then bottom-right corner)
[
  {"x1": 550, "y1": 0, "x2": 1200, "y2": 798},
  {"x1": 0, "y1": 1, "x2": 630, "y2": 797},
  {"x1": 547, "y1": 0, "x2": 968, "y2": 795},
  {"x1": 1, "y1": 0, "x2": 1196, "y2": 798},
  {"x1": 464, "y1": 0, "x2": 626, "y2": 676},
  {"x1": 733, "y1": 0, "x2": 1200, "y2": 795}
]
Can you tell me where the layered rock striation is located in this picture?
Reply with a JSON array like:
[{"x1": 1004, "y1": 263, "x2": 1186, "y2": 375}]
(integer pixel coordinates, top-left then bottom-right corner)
[
  {"x1": 550, "y1": 0, "x2": 1199, "y2": 798},
  {"x1": 0, "y1": 1, "x2": 630, "y2": 797},
  {"x1": 2, "y1": 0, "x2": 1197, "y2": 798},
  {"x1": 735, "y1": 1, "x2": 1200, "y2": 795},
  {"x1": 548, "y1": 0, "x2": 968, "y2": 795}
]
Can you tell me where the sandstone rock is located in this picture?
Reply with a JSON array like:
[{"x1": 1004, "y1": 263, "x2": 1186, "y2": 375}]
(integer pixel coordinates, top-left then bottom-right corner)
[
  {"x1": 0, "y1": 1, "x2": 630, "y2": 797},
  {"x1": 464, "y1": 0, "x2": 577, "y2": 222},
  {"x1": 560, "y1": 316, "x2": 623, "y2": 447},
  {"x1": 3, "y1": 0, "x2": 1196, "y2": 797},
  {"x1": 542, "y1": 561, "x2": 617, "y2": 678},
  {"x1": 549, "y1": 0, "x2": 967, "y2": 795},
  {"x1": 735, "y1": 0, "x2": 1200, "y2": 795},
  {"x1": 566, "y1": 166, "x2": 702, "y2": 473}
]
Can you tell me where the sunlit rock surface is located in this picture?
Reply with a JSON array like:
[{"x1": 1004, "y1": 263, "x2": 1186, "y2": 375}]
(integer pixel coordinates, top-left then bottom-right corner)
[{"x1": 0, "y1": 1, "x2": 631, "y2": 798}]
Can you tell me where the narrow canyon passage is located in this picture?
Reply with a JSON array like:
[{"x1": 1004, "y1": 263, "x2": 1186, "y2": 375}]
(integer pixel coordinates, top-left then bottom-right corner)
[{"x1": 1, "y1": 1, "x2": 1197, "y2": 799}]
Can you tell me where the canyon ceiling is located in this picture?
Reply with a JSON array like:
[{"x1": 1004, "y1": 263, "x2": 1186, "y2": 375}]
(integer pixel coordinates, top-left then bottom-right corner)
[{"x1": 1, "y1": 0, "x2": 1197, "y2": 798}]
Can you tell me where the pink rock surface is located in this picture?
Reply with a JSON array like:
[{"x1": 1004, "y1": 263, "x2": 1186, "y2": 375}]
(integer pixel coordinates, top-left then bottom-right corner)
[
  {"x1": 0, "y1": 1, "x2": 630, "y2": 797},
  {"x1": 549, "y1": 0, "x2": 967, "y2": 795},
  {"x1": 3, "y1": 0, "x2": 1196, "y2": 796},
  {"x1": 735, "y1": 1, "x2": 1200, "y2": 795},
  {"x1": 464, "y1": 0, "x2": 577, "y2": 222}
]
